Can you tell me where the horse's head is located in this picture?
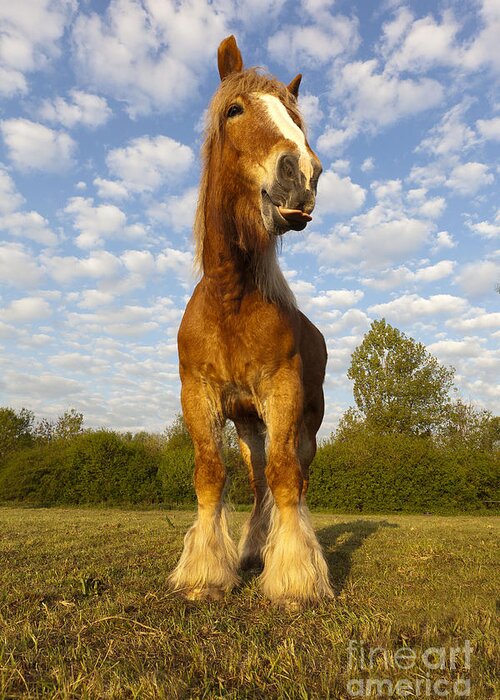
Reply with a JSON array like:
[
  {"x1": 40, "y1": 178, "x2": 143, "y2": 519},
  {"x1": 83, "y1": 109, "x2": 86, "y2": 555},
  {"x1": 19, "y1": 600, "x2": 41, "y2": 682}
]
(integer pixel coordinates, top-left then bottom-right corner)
[{"x1": 197, "y1": 36, "x2": 322, "y2": 263}]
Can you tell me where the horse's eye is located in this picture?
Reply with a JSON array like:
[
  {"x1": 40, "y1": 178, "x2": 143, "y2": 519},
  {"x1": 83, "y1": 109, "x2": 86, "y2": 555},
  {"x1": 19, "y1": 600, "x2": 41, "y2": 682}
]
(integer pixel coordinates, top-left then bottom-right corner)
[{"x1": 227, "y1": 104, "x2": 243, "y2": 118}]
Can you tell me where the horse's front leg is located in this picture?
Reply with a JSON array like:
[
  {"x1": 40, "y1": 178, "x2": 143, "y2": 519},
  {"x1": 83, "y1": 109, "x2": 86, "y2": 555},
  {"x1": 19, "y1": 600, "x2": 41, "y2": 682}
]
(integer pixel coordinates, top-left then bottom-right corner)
[
  {"x1": 259, "y1": 364, "x2": 333, "y2": 605},
  {"x1": 169, "y1": 379, "x2": 239, "y2": 600}
]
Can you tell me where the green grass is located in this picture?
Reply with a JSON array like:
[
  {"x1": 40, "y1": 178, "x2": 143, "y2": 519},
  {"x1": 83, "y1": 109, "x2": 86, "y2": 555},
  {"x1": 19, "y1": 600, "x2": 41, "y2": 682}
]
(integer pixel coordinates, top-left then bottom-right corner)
[{"x1": 0, "y1": 507, "x2": 497, "y2": 699}]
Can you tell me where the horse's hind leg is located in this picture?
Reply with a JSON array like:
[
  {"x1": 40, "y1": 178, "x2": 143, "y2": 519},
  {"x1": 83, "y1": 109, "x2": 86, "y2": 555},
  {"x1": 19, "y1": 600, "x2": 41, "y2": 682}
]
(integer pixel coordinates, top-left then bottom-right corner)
[
  {"x1": 169, "y1": 381, "x2": 239, "y2": 600},
  {"x1": 235, "y1": 419, "x2": 272, "y2": 571}
]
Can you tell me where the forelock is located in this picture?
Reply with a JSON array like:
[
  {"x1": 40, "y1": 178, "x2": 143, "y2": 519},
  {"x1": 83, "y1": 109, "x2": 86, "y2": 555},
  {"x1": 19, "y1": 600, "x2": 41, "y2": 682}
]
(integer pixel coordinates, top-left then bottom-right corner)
[{"x1": 204, "y1": 68, "x2": 302, "y2": 144}]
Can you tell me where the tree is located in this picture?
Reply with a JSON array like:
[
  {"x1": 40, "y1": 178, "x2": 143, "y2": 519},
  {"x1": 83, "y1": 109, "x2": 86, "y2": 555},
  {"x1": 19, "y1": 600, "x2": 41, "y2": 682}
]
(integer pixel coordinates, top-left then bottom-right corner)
[
  {"x1": 54, "y1": 409, "x2": 84, "y2": 440},
  {"x1": 347, "y1": 319, "x2": 455, "y2": 435},
  {"x1": 0, "y1": 407, "x2": 34, "y2": 461},
  {"x1": 438, "y1": 400, "x2": 498, "y2": 451},
  {"x1": 34, "y1": 409, "x2": 84, "y2": 444}
]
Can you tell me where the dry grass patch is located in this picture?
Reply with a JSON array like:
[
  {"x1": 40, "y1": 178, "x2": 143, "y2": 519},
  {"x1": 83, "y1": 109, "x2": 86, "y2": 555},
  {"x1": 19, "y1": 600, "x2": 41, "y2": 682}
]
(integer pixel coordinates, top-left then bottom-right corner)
[{"x1": 0, "y1": 507, "x2": 497, "y2": 698}]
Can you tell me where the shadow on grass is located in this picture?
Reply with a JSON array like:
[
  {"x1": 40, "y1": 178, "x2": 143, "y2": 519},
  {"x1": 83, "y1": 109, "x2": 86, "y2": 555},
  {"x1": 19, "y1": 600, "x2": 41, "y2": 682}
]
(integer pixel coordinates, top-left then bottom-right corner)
[{"x1": 318, "y1": 520, "x2": 399, "y2": 594}]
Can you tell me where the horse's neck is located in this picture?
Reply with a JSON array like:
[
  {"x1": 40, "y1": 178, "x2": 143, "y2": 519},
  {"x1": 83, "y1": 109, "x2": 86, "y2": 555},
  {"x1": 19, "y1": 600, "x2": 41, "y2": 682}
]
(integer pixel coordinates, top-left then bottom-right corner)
[
  {"x1": 201, "y1": 230, "x2": 253, "y2": 308},
  {"x1": 201, "y1": 228, "x2": 296, "y2": 310},
  {"x1": 199, "y1": 162, "x2": 296, "y2": 309}
]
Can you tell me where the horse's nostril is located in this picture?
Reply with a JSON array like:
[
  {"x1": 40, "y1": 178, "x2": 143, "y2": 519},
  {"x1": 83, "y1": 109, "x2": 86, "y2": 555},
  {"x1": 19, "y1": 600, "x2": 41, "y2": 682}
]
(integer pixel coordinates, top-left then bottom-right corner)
[{"x1": 277, "y1": 153, "x2": 299, "y2": 182}]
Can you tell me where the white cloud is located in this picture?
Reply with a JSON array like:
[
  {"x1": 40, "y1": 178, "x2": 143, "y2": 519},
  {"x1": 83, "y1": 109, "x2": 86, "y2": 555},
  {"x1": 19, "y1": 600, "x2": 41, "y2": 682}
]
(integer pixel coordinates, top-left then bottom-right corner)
[
  {"x1": 331, "y1": 159, "x2": 350, "y2": 175},
  {"x1": 379, "y1": 7, "x2": 414, "y2": 57},
  {"x1": 369, "y1": 293, "x2": 469, "y2": 323},
  {"x1": 461, "y1": 0, "x2": 500, "y2": 73},
  {"x1": 446, "y1": 162, "x2": 494, "y2": 196},
  {"x1": 298, "y1": 0, "x2": 335, "y2": 16},
  {"x1": 64, "y1": 197, "x2": 125, "y2": 249},
  {"x1": 0, "y1": 0, "x2": 75, "y2": 98},
  {"x1": 316, "y1": 169, "x2": 366, "y2": 215},
  {"x1": 268, "y1": 13, "x2": 359, "y2": 68},
  {"x1": 316, "y1": 124, "x2": 358, "y2": 155},
  {"x1": 428, "y1": 337, "x2": 485, "y2": 360},
  {"x1": 0, "y1": 296, "x2": 52, "y2": 323},
  {"x1": 93, "y1": 178, "x2": 129, "y2": 200},
  {"x1": 4, "y1": 371, "x2": 83, "y2": 400},
  {"x1": 372, "y1": 179, "x2": 402, "y2": 204},
  {"x1": 147, "y1": 187, "x2": 198, "y2": 233},
  {"x1": 467, "y1": 211, "x2": 500, "y2": 239},
  {"x1": 63, "y1": 197, "x2": 145, "y2": 249},
  {"x1": 76, "y1": 290, "x2": 115, "y2": 309},
  {"x1": 448, "y1": 311, "x2": 500, "y2": 332},
  {"x1": 457, "y1": 259, "x2": 500, "y2": 297},
  {"x1": 417, "y1": 101, "x2": 477, "y2": 156},
  {"x1": 49, "y1": 352, "x2": 107, "y2": 373},
  {"x1": 41, "y1": 244, "x2": 193, "y2": 288},
  {"x1": 106, "y1": 135, "x2": 194, "y2": 194},
  {"x1": 298, "y1": 94, "x2": 323, "y2": 132},
  {"x1": 476, "y1": 116, "x2": 500, "y2": 141},
  {"x1": 383, "y1": 10, "x2": 460, "y2": 74},
  {"x1": 72, "y1": 0, "x2": 230, "y2": 117},
  {"x1": 407, "y1": 188, "x2": 446, "y2": 220},
  {"x1": 413, "y1": 260, "x2": 455, "y2": 283},
  {"x1": 408, "y1": 162, "x2": 447, "y2": 190},
  {"x1": 121, "y1": 250, "x2": 156, "y2": 277},
  {"x1": 300, "y1": 216, "x2": 432, "y2": 269},
  {"x1": 0, "y1": 242, "x2": 44, "y2": 288},
  {"x1": 0, "y1": 65, "x2": 27, "y2": 98},
  {"x1": 236, "y1": 0, "x2": 286, "y2": 25},
  {"x1": 323, "y1": 308, "x2": 371, "y2": 336},
  {"x1": 0, "y1": 211, "x2": 58, "y2": 246},
  {"x1": 64, "y1": 298, "x2": 182, "y2": 338},
  {"x1": 157, "y1": 247, "x2": 194, "y2": 285},
  {"x1": 311, "y1": 289, "x2": 364, "y2": 309},
  {"x1": 39, "y1": 90, "x2": 112, "y2": 129},
  {"x1": 1, "y1": 118, "x2": 75, "y2": 172},
  {"x1": 432, "y1": 230, "x2": 456, "y2": 251},
  {"x1": 330, "y1": 59, "x2": 444, "y2": 131},
  {"x1": 0, "y1": 166, "x2": 24, "y2": 214},
  {"x1": 361, "y1": 157, "x2": 375, "y2": 172},
  {"x1": 42, "y1": 250, "x2": 122, "y2": 284},
  {"x1": 362, "y1": 260, "x2": 455, "y2": 290}
]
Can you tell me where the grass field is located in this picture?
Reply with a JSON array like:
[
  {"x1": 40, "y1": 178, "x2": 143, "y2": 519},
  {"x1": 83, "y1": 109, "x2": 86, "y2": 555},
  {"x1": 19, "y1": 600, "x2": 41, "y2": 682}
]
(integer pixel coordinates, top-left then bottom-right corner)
[{"x1": 0, "y1": 507, "x2": 497, "y2": 699}]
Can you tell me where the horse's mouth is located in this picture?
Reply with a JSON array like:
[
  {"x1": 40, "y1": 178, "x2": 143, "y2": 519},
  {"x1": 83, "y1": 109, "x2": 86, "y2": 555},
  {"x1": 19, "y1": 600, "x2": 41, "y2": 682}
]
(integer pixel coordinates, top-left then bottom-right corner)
[{"x1": 261, "y1": 191, "x2": 312, "y2": 233}]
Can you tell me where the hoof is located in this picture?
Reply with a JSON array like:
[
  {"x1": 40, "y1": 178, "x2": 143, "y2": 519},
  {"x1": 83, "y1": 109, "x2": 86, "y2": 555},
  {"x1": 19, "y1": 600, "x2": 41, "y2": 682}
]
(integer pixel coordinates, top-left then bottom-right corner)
[
  {"x1": 239, "y1": 554, "x2": 264, "y2": 573},
  {"x1": 277, "y1": 598, "x2": 303, "y2": 612},
  {"x1": 183, "y1": 586, "x2": 226, "y2": 602}
]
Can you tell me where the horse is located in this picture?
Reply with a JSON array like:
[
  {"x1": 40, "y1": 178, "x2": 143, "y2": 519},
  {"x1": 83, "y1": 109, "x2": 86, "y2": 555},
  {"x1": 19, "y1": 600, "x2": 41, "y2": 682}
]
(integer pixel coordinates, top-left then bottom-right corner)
[{"x1": 169, "y1": 35, "x2": 333, "y2": 606}]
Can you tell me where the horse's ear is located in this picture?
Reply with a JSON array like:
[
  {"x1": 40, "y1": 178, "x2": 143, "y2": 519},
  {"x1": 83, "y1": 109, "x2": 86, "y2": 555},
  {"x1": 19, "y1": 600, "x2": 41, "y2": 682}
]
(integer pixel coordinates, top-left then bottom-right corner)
[
  {"x1": 287, "y1": 74, "x2": 302, "y2": 98},
  {"x1": 218, "y1": 36, "x2": 244, "y2": 80}
]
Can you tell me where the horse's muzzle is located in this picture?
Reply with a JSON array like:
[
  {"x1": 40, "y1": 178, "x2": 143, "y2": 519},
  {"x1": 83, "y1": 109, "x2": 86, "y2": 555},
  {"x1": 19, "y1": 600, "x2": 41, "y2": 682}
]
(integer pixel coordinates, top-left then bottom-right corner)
[{"x1": 260, "y1": 151, "x2": 319, "y2": 234}]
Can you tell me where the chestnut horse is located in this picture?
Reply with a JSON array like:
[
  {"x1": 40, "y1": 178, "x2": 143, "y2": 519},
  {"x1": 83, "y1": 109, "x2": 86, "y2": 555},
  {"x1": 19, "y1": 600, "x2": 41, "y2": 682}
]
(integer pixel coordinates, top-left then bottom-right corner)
[{"x1": 170, "y1": 36, "x2": 333, "y2": 605}]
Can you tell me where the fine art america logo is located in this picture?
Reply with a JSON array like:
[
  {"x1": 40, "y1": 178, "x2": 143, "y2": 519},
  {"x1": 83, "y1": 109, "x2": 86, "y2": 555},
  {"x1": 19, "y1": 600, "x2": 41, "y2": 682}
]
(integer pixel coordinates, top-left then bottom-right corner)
[{"x1": 347, "y1": 640, "x2": 471, "y2": 697}]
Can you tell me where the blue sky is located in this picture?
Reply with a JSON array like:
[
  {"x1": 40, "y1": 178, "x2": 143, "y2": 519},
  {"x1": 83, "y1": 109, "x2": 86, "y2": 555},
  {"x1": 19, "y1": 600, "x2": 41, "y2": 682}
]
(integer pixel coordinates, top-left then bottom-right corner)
[{"x1": 0, "y1": 0, "x2": 498, "y2": 435}]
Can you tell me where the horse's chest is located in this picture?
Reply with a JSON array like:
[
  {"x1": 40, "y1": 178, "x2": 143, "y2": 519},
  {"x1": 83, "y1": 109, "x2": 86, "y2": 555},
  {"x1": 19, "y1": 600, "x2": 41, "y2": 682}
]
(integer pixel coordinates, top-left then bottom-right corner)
[{"x1": 179, "y1": 295, "x2": 298, "y2": 417}]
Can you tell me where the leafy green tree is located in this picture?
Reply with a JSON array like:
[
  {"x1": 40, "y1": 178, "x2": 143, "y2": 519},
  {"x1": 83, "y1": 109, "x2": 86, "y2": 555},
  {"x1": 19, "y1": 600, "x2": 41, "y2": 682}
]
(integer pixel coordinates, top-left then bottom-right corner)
[
  {"x1": 0, "y1": 407, "x2": 34, "y2": 461},
  {"x1": 347, "y1": 319, "x2": 455, "y2": 435},
  {"x1": 55, "y1": 409, "x2": 84, "y2": 440},
  {"x1": 34, "y1": 409, "x2": 84, "y2": 444},
  {"x1": 34, "y1": 417, "x2": 55, "y2": 443},
  {"x1": 438, "y1": 400, "x2": 497, "y2": 450}
]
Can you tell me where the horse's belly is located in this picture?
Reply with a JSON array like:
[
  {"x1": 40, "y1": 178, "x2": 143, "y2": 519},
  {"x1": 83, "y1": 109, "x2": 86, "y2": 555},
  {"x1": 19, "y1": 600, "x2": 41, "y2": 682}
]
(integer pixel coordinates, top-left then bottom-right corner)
[{"x1": 221, "y1": 383, "x2": 262, "y2": 422}]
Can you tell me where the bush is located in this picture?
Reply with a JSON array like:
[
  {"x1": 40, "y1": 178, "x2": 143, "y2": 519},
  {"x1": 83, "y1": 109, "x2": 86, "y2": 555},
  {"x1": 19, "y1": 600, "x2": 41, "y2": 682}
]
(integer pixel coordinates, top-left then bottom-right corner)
[
  {"x1": 0, "y1": 441, "x2": 73, "y2": 505},
  {"x1": 0, "y1": 430, "x2": 163, "y2": 506},
  {"x1": 1, "y1": 405, "x2": 497, "y2": 513},
  {"x1": 307, "y1": 425, "x2": 498, "y2": 513}
]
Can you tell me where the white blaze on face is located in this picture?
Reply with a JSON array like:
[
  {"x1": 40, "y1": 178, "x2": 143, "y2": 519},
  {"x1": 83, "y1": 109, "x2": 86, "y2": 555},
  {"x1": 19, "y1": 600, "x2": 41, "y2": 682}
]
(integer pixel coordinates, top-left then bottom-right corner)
[{"x1": 257, "y1": 93, "x2": 313, "y2": 187}]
